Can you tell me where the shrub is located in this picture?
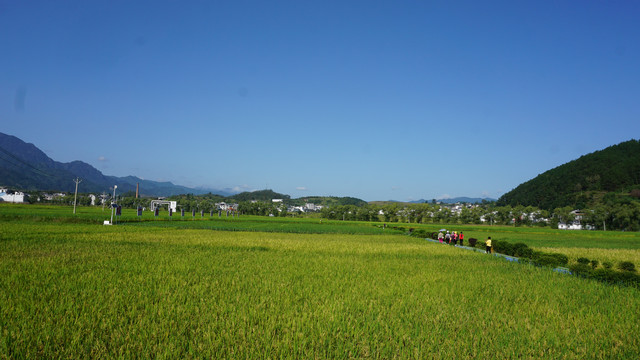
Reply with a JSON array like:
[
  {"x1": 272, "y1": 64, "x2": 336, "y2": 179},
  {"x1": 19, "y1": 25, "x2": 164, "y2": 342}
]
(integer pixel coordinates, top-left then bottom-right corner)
[
  {"x1": 569, "y1": 263, "x2": 592, "y2": 277},
  {"x1": 468, "y1": 238, "x2": 478, "y2": 248},
  {"x1": 618, "y1": 261, "x2": 637, "y2": 272},
  {"x1": 603, "y1": 262, "x2": 613, "y2": 269},
  {"x1": 513, "y1": 243, "x2": 533, "y2": 258},
  {"x1": 533, "y1": 255, "x2": 563, "y2": 268},
  {"x1": 577, "y1": 257, "x2": 590, "y2": 265},
  {"x1": 573, "y1": 267, "x2": 640, "y2": 288},
  {"x1": 493, "y1": 241, "x2": 514, "y2": 256},
  {"x1": 590, "y1": 259, "x2": 599, "y2": 269},
  {"x1": 591, "y1": 269, "x2": 640, "y2": 287},
  {"x1": 517, "y1": 247, "x2": 534, "y2": 259},
  {"x1": 615, "y1": 271, "x2": 640, "y2": 286},
  {"x1": 591, "y1": 269, "x2": 619, "y2": 284},
  {"x1": 410, "y1": 229, "x2": 428, "y2": 238},
  {"x1": 548, "y1": 253, "x2": 569, "y2": 266}
]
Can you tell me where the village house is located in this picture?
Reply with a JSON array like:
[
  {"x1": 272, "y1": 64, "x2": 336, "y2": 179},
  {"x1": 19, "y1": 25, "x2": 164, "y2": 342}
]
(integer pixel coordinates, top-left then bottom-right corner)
[
  {"x1": 215, "y1": 202, "x2": 238, "y2": 211},
  {"x1": 558, "y1": 210, "x2": 594, "y2": 230},
  {"x1": 0, "y1": 188, "x2": 25, "y2": 203}
]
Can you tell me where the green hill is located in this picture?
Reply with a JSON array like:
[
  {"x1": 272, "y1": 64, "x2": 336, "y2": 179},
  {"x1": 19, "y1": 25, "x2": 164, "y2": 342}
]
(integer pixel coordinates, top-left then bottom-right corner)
[
  {"x1": 0, "y1": 132, "x2": 231, "y2": 197},
  {"x1": 497, "y1": 139, "x2": 640, "y2": 210},
  {"x1": 227, "y1": 189, "x2": 291, "y2": 202}
]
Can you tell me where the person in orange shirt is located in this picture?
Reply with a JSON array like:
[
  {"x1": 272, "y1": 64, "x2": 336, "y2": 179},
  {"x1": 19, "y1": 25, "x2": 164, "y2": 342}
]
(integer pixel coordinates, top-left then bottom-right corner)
[{"x1": 459, "y1": 231, "x2": 464, "y2": 246}]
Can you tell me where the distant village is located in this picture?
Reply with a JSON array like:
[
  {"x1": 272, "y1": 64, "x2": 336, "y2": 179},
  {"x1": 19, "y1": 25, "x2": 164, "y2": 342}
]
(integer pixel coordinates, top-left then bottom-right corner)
[{"x1": 0, "y1": 186, "x2": 594, "y2": 230}]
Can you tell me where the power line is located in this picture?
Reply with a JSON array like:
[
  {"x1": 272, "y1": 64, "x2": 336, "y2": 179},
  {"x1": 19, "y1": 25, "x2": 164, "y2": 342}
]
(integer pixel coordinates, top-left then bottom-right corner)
[{"x1": 0, "y1": 145, "x2": 53, "y2": 177}]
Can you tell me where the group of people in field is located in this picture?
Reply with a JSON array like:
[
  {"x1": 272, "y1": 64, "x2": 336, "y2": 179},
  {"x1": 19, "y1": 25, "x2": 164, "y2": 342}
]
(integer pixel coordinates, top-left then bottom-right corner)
[
  {"x1": 437, "y1": 230, "x2": 493, "y2": 254},
  {"x1": 437, "y1": 230, "x2": 464, "y2": 246}
]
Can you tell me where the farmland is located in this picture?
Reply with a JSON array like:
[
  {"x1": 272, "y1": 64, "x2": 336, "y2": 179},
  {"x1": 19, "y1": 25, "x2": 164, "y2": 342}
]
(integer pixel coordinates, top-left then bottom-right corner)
[{"x1": 1, "y1": 204, "x2": 640, "y2": 358}]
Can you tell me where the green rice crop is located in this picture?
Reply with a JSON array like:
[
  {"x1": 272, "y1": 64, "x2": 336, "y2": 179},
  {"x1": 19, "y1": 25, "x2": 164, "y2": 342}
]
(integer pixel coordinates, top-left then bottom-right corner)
[
  {"x1": 538, "y1": 247, "x2": 640, "y2": 268},
  {"x1": 2, "y1": 215, "x2": 640, "y2": 358}
]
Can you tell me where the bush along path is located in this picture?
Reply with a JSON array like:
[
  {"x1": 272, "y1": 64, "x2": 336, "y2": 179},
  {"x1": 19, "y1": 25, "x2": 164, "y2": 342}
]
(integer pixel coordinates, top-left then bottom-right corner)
[{"x1": 415, "y1": 233, "x2": 640, "y2": 289}]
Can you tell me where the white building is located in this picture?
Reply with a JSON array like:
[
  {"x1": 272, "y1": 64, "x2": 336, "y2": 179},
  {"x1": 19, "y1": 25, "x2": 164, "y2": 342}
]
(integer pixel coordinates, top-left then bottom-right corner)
[
  {"x1": 215, "y1": 202, "x2": 238, "y2": 211},
  {"x1": 558, "y1": 210, "x2": 593, "y2": 230},
  {"x1": 44, "y1": 192, "x2": 66, "y2": 201},
  {"x1": 0, "y1": 188, "x2": 25, "y2": 203}
]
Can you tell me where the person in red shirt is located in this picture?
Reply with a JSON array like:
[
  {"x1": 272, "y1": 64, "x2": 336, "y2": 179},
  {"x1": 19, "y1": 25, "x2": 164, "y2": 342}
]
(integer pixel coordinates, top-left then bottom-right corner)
[{"x1": 459, "y1": 231, "x2": 464, "y2": 246}]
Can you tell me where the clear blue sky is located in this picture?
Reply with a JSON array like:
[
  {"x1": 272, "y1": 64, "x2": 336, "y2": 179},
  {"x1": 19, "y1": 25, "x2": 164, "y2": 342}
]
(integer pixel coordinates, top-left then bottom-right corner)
[{"x1": 2, "y1": 0, "x2": 639, "y2": 201}]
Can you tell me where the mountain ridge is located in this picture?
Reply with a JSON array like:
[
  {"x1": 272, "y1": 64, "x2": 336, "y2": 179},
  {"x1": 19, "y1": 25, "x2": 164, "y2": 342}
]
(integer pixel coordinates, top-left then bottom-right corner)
[
  {"x1": 0, "y1": 132, "x2": 233, "y2": 197},
  {"x1": 497, "y1": 139, "x2": 640, "y2": 210}
]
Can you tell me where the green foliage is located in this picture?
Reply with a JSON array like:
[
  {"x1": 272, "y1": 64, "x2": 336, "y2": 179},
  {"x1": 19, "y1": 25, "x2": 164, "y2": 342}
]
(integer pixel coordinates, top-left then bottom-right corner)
[
  {"x1": 533, "y1": 255, "x2": 564, "y2": 268},
  {"x1": 570, "y1": 266, "x2": 640, "y2": 287},
  {"x1": 590, "y1": 259, "x2": 599, "y2": 269},
  {"x1": 497, "y1": 139, "x2": 640, "y2": 210},
  {"x1": 468, "y1": 238, "x2": 478, "y2": 247},
  {"x1": 603, "y1": 262, "x2": 613, "y2": 269},
  {"x1": 569, "y1": 263, "x2": 593, "y2": 277},
  {"x1": 547, "y1": 253, "x2": 569, "y2": 266},
  {"x1": 618, "y1": 261, "x2": 637, "y2": 272},
  {"x1": 492, "y1": 240, "x2": 549, "y2": 262},
  {"x1": 409, "y1": 229, "x2": 429, "y2": 238},
  {"x1": 228, "y1": 189, "x2": 291, "y2": 202},
  {"x1": 577, "y1": 257, "x2": 590, "y2": 265},
  {"x1": 492, "y1": 240, "x2": 514, "y2": 255},
  {"x1": 514, "y1": 243, "x2": 534, "y2": 259}
]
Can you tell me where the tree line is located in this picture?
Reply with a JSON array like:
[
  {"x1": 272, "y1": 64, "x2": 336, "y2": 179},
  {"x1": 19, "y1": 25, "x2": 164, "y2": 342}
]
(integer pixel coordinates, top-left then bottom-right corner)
[{"x1": 21, "y1": 191, "x2": 640, "y2": 231}]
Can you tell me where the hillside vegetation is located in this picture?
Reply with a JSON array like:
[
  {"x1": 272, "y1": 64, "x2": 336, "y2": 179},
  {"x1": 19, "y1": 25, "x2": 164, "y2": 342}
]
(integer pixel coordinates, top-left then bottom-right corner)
[
  {"x1": 498, "y1": 140, "x2": 640, "y2": 210},
  {"x1": 0, "y1": 132, "x2": 223, "y2": 196}
]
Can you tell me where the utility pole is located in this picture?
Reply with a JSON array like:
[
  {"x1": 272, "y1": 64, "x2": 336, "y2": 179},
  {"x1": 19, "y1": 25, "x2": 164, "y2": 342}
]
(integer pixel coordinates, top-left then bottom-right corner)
[
  {"x1": 110, "y1": 185, "x2": 117, "y2": 225},
  {"x1": 73, "y1": 177, "x2": 82, "y2": 214}
]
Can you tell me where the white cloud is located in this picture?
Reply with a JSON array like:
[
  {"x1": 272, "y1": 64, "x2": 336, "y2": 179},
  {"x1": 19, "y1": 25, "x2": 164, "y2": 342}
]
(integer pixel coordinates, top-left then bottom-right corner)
[
  {"x1": 439, "y1": 194, "x2": 451, "y2": 199},
  {"x1": 232, "y1": 184, "x2": 252, "y2": 192},
  {"x1": 296, "y1": 186, "x2": 308, "y2": 191},
  {"x1": 98, "y1": 156, "x2": 107, "y2": 162}
]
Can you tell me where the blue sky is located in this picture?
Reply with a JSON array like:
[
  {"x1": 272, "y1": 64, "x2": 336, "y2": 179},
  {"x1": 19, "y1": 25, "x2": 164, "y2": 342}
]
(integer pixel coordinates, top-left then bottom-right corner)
[{"x1": 2, "y1": 1, "x2": 639, "y2": 201}]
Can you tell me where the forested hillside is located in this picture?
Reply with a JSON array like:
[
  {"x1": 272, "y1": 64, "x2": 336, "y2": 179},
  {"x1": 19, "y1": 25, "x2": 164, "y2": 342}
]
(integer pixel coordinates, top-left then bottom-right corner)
[
  {"x1": 498, "y1": 140, "x2": 640, "y2": 210},
  {"x1": 0, "y1": 132, "x2": 226, "y2": 196}
]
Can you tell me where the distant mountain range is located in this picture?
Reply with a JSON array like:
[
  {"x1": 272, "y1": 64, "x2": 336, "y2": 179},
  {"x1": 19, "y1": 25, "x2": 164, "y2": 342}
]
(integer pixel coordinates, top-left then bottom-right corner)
[
  {"x1": 410, "y1": 197, "x2": 496, "y2": 204},
  {"x1": 371, "y1": 197, "x2": 496, "y2": 205},
  {"x1": 0, "y1": 132, "x2": 233, "y2": 197}
]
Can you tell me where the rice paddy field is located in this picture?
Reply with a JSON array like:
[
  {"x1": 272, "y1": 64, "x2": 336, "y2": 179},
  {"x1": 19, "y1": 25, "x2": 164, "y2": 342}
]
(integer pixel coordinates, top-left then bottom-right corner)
[{"x1": 1, "y1": 204, "x2": 640, "y2": 358}]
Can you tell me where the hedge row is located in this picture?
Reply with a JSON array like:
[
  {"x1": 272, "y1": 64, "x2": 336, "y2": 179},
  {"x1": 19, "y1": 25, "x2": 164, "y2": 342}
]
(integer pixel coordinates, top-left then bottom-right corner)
[
  {"x1": 569, "y1": 264, "x2": 640, "y2": 287},
  {"x1": 416, "y1": 232, "x2": 640, "y2": 288},
  {"x1": 490, "y1": 240, "x2": 569, "y2": 267},
  {"x1": 491, "y1": 240, "x2": 639, "y2": 288}
]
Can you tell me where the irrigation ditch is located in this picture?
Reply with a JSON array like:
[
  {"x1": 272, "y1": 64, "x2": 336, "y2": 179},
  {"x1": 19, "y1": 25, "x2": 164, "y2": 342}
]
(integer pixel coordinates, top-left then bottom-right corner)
[
  {"x1": 421, "y1": 236, "x2": 640, "y2": 289},
  {"x1": 424, "y1": 237, "x2": 570, "y2": 275}
]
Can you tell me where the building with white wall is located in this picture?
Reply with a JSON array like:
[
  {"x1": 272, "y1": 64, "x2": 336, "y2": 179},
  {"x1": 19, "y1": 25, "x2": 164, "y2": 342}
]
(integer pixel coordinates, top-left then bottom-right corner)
[{"x1": 0, "y1": 188, "x2": 25, "y2": 203}]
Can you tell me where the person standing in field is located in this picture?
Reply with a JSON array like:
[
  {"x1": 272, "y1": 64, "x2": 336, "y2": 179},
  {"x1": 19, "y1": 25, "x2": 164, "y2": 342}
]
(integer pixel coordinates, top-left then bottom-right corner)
[
  {"x1": 485, "y1": 237, "x2": 492, "y2": 254},
  {"x1": 452, "y1": 231, "x2": 458, "y2": 245},
  {"x1": 459, "y1": 231, "x2": 464, "y2": 246},
  {"x1": 438, "y1": 231, "x2": 444, "y2": 243},
  {"x1": 445, "y1": 231, "x2": 451, "y2": 244}
]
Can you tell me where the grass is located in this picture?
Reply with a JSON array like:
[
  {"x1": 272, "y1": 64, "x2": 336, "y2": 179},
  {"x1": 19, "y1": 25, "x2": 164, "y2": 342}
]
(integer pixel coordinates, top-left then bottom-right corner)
[
  {"x1": 2, "y1": 204, "x2": 640, "y2": 357},
  {"x1": 538, "y1": 247, "x2": 640, "y2": 268}
]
